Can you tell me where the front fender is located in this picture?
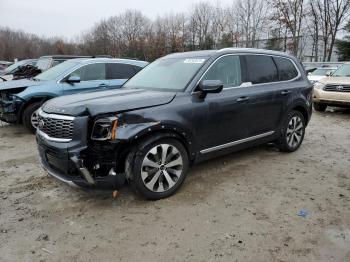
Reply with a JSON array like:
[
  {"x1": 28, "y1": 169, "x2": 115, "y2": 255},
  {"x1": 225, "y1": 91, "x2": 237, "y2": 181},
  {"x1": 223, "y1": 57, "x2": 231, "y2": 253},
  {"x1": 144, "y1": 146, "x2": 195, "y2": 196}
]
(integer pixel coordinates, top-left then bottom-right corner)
[{"x1": 115, "y1": 120, "x2": 196, "y2": 160}]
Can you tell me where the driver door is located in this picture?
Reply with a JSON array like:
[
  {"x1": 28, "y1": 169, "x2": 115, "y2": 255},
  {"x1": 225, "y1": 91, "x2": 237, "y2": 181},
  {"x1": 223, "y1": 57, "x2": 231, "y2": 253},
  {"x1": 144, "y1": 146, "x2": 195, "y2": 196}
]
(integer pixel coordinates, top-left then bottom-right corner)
[
  {"x1": 62, "y1": 63, "x2": 110, "y2": 95},
  {"x1": 195, "y1": 55, "x2": 253, "y2": 150}
]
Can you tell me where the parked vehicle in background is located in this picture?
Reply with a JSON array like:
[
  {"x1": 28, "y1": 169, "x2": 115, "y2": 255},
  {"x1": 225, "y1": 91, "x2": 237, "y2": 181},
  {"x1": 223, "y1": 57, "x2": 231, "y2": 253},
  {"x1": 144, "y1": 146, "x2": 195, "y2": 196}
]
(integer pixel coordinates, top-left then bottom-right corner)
[
  {"x1": 7, "y1": 55, "x2": 94, "y2": 81},
  {"x1": 303, "y1": 62, "x2": 343, "y2": 75},
  {"x1": 36, "y1": 48, "x2": 312, "y2": 200},
  {"x1": 0, "y1": 58, "x2": 148, "y2": 132},
  {"x1": 0, "y1": 59, "x2": 37, "y2": 82},
  {"x1": 0, "y1": 61, "x2": 13, "y2": 70},
  {"x1": 313, "y1": 62, "x2": 350, "y2": 111},
  {"x1": 307, "y1": 67, "x2": 337, "y2": 83}
]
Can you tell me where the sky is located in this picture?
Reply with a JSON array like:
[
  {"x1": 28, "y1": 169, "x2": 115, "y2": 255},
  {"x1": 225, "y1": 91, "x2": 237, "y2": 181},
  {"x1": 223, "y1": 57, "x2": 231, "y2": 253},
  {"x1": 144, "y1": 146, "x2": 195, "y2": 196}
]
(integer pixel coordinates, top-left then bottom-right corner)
[{"x1": 0, "y1": 0, "x2": 233, "y2": 40}]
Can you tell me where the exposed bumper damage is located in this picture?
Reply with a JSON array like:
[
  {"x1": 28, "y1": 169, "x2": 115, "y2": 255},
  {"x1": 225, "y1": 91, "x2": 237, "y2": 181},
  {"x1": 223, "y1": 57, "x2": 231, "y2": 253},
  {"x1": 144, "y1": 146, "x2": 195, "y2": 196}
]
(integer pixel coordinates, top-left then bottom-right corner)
[
  {"x1": 0, "y1": 89, "x2": 26, "y2": 123},
  {"x1": 36, "y1": 115, "x2": 127, "y2": 189}
]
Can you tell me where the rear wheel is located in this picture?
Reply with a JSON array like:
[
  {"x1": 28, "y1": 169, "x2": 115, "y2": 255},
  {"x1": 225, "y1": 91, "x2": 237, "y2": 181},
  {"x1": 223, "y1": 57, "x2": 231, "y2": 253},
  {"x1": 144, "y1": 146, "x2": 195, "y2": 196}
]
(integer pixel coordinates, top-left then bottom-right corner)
[
  {"x1": 314, "y1": 103, "x2": 327, "y2": 112},
  {"x1": 277, "y1": 110, "x2": 305, "y2": 152},
  {"x1": 22, "y1": 102, "x2": 42, "y2": 133},
  {"x1": 127, "y1": 137, "x2": 189, "y2": 200}
]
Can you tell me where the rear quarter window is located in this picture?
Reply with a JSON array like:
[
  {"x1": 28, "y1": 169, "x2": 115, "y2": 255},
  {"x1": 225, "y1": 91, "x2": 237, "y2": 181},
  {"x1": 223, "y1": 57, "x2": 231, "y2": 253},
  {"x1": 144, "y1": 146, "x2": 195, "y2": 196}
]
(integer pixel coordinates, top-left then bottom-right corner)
[
  {"x1": 273, "y1": 57, "x2": 299, "y2": 81},
  {"x1": 244, "y1": 55, "x2": 278, "y2": 84},
  {"x1": 107, "y1": 63, "x2": 136, "y2": 79}
]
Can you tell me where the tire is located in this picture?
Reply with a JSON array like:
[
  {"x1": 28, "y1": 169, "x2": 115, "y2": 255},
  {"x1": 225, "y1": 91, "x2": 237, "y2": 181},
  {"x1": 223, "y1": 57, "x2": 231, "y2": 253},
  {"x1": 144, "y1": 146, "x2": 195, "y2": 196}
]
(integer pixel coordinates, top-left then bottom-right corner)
[
  {"x1": 127, "y1": 137, "x2": 189, "y2": 200},
  {"x1": 22, "y1": 102, "x2": 42, "y2": 133},
  {"x1": 314, "y1": 103, "x2": 327, "y2": 112},
  {"x1": 277, "y1": 110, "x2": 306, "y2": 152}
]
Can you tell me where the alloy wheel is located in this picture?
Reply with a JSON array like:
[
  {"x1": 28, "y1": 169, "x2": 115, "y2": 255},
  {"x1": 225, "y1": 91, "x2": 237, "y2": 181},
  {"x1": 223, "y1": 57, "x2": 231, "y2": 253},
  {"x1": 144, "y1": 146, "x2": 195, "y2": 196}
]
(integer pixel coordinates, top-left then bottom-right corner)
[
  {"x1": 141, "y1": 144, "x2": 183, "y2": 192},
  {"x1": 31, "y1": 110, "x2": 39, "y2": 129},
  {"x1": 286, "y1": 116, "x2": 304, "y2": 149}
]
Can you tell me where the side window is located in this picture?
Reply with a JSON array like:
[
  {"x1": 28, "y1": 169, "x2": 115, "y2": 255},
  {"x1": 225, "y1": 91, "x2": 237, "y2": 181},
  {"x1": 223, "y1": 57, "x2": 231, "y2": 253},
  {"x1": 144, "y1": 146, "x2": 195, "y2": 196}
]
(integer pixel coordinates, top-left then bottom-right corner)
[
  {"x1": 69, "y1": 63, "x2": 106, "y2": 81},
  {"x1": 245, "y1": 55, "x2": 278, "y2": 84},
  {"x1": 202, "y1": 55, "x2": 241, "y2": 88},
  {"x1": 273, "y1": 57, "x2": 299, "y2": 81},
  {"x1": 107, "y1": 63, "x2": 136, "y2": 79}
]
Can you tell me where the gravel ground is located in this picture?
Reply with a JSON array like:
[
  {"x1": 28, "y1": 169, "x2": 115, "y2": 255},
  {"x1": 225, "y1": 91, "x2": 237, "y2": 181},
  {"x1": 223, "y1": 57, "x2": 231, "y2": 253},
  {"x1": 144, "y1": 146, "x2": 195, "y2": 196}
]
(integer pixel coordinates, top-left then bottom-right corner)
[{"x1": 0, "y1": 109, "x2": 349, "y2": 262}]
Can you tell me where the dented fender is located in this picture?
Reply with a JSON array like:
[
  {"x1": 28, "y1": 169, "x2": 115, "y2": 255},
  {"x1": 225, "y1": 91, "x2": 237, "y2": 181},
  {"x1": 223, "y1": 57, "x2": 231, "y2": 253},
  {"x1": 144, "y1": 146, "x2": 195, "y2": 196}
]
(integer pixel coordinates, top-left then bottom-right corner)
[{"x1": 114, "y1": 115, "x2": 196, "y2": 159}]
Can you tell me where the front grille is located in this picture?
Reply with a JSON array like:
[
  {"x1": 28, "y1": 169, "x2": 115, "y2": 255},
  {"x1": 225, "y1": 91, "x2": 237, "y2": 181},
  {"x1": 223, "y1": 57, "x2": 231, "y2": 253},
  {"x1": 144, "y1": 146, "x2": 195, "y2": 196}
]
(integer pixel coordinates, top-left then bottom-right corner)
[
  {"x1": 324, "y1": 84, "x2": 350, "y2": 92},
  {"x1": 38, "y1": 110, "x2": 74, "y2": 140}
]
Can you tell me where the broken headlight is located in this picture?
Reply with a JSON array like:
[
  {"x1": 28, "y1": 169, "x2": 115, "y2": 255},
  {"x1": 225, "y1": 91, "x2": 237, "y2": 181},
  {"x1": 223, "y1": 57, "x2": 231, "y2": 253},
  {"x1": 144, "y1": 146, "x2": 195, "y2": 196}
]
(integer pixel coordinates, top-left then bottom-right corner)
[{"x1": 91, "y1": 117, "x2": 118, "y2": 141}]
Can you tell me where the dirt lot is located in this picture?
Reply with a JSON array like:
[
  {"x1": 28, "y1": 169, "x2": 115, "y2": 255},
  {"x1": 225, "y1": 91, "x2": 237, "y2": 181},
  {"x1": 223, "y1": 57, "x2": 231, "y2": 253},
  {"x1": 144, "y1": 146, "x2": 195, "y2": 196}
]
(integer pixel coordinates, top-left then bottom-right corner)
[{"x1": 0, "y1": 109, "x2": 349, "y2": 262}]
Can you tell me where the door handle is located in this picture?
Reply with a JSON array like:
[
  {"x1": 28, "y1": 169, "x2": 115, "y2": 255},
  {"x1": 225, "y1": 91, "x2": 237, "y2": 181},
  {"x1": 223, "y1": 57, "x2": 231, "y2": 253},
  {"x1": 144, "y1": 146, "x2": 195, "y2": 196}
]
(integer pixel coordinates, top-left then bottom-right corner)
[
  {"x1": 236, "y1": 96, "x2": 250, "y2": 103},
  {"x1": 281, "y1": 90, "x2": 291, "y2": 95},
  {"x1": 99, "y1": 83, "x2": 108, "y2": 88}
]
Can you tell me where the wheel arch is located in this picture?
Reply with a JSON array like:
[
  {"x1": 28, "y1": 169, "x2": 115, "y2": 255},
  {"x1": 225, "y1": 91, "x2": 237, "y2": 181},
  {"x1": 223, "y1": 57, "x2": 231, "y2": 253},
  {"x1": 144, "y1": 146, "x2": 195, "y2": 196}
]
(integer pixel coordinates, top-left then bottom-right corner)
[
  {"x1": 17, "y1": 96, "x2": 55, "y2": 123},
  {"x1": 291, "y1": 104, "x2": 309, "y2": 124},
  {"x1": 115, "y1": 127, "x2": 196, "y2": 174}
]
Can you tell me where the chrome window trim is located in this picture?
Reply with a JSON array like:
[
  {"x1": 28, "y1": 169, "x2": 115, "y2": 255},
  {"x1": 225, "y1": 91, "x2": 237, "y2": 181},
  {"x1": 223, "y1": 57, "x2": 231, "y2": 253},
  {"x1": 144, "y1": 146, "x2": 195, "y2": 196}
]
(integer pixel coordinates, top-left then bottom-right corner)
[
  {"x1": 37, "y1": 128, "x2": 72, "y2": 143},
  {"x1": 200, "y1": 131, "x2": 275, "y2": 154},
  {"x1": 38, "y1": 108, "x2": 75, "y2": 121},
  {"x1": 192, "y1": 53, "x2": 301, "y2": 94}
]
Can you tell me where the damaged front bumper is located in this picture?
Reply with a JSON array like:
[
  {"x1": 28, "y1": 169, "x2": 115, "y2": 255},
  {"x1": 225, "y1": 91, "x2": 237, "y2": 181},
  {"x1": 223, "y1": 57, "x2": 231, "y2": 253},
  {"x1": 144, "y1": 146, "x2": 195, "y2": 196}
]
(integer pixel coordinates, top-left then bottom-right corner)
[
  {"x1": 36, "y1": 118, "x2": 126, "y2": 189},
  {"x1": 0, "y1": 93, "x2": 24, "y2": 123}
]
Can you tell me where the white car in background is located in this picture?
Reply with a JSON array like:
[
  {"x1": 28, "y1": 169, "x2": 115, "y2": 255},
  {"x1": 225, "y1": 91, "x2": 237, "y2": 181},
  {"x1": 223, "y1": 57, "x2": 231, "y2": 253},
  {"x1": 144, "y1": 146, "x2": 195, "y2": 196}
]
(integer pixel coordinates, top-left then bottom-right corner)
[{"x1": 308, "y1": 67, "x2": 337, "y2": 84}]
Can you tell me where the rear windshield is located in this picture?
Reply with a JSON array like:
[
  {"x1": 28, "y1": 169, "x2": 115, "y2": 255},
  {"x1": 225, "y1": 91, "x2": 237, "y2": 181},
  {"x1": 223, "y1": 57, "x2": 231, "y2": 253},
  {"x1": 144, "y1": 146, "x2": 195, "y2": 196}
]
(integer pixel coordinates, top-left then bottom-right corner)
[{"x1": 124, "y1": 57, "x2": 208, "y2": 91}]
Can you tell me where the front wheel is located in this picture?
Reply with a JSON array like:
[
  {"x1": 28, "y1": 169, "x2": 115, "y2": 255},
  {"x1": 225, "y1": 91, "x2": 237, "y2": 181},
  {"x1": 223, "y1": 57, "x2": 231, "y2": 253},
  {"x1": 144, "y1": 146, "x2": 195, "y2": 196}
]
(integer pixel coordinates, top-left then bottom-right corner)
[
  {"x1": 127, "y1": 138, "x2": 189, "y2": 200},
  {"x1": 277, "y1": 110, "x2": 306, "y2": 152},
  {"x1": 22, "y1": 102, "x2": 42, "y2": 133}
]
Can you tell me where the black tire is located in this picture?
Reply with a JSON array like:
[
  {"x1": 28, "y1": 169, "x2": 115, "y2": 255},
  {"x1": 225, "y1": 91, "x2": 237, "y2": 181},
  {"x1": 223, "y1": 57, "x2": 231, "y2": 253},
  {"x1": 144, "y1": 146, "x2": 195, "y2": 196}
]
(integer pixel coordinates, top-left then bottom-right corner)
[
  {"x1": 22, "y1": 102, "x2": 42, "y2": 133},
  {"x1": 314, "y1": 103, "x2": 327, "y2": 112},
  {"x1": 127, "y1": 137, "x2": 189, "y2": 200},
  {"x1": 277, "y1": 110, "x2": 306, "y2": 152}
]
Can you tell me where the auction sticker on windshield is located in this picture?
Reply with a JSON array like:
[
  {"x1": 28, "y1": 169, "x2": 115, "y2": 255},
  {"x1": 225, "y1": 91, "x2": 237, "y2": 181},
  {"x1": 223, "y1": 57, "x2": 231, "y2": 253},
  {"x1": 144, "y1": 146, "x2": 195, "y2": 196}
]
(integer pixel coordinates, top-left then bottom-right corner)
[{"x1": 184, "y1": 59, "x2": 206, "y2": 64}]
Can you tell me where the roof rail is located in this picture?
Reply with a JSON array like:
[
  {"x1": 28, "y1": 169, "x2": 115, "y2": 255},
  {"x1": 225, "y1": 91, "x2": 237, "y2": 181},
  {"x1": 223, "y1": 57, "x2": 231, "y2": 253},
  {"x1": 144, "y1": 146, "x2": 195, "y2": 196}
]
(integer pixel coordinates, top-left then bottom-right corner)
[{"x1": 91, "y1": 55, "x2": 113, "y2": 58}]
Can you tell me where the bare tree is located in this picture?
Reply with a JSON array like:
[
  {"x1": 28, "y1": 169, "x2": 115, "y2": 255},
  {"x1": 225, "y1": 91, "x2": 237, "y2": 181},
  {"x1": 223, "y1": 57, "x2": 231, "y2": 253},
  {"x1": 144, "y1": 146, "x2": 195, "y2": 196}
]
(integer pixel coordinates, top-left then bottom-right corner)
[{"x1": 273, "y1": 0, "x2": 306, "y2": 57}]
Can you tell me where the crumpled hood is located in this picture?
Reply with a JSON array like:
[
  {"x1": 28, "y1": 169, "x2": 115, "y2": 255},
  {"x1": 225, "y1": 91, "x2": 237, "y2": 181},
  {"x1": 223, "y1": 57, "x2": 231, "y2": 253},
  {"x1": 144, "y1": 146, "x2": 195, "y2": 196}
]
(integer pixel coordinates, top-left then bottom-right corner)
[
  {"x1": 0, "y1": 79, "x2": 41, "y2": 91},
  {"x1": 42, "y1": 88, "x2": 176, "y2": 117}
]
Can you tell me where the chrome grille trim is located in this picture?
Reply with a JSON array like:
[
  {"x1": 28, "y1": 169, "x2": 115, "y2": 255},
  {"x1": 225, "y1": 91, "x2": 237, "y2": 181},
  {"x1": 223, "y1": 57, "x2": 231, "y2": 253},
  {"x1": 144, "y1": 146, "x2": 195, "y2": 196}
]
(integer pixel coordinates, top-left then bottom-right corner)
[
  {"x1": 37, "y1": 109, "x2": 75, "y2": 142},
  {"x1": 324, "y1": 84, "x2": 350, "y2": 92}
]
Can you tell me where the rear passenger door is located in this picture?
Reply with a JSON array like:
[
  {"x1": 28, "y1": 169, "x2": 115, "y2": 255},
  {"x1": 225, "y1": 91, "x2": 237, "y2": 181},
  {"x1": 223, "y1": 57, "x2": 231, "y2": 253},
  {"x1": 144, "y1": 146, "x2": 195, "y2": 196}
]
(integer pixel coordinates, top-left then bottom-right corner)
[
  {"x1": 62, "y1": 63, "x2": 109, "y2": 95},
  {"x1": 107, "y1": 63, "x2": 139, "y2": 89},
  {"x1": 240, "y1": 55, "x2": 289, "y2": 136}
]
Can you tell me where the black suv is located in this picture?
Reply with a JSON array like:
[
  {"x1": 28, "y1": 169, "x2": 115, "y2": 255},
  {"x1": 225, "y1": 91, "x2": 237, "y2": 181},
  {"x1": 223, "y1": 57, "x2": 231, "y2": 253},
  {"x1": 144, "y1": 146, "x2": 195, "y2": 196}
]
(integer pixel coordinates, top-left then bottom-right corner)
[{"x1": 36, "y1": 48, "x2": 313, "y2": 200}]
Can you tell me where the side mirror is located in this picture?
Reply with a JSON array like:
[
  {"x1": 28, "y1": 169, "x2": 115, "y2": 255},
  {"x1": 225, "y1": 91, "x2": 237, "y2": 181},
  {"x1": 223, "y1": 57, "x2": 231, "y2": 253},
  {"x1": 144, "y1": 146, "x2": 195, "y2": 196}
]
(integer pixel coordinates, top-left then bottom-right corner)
[
  {"x1": 325, "y1": 71, "x2": 332, "y2": 77},
  {"x1": 197, "y1": 80, "x2": 223, "y2": 98},
  {"x1": 66, "y1": 75, "x2": 81, "y2": 83}
]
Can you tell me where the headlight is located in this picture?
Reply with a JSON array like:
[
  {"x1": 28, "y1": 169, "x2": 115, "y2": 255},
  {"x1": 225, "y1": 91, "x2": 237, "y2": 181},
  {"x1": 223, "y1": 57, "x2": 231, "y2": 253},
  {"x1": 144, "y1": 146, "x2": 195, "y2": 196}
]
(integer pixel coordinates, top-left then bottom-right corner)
[
  {"x1": 314, "y1": 82, "x2": 325, "y2": 90},
  {"x1": 91, "y1": 117, "x2": 118, "y2": 141}
]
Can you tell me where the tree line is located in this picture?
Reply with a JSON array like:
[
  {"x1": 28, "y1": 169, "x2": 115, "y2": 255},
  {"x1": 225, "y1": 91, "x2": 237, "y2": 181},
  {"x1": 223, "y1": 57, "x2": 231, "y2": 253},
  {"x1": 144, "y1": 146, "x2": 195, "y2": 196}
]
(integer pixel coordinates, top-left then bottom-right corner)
[{"x1": 1, "y1": 0, "x2": 350, "y2": 62}]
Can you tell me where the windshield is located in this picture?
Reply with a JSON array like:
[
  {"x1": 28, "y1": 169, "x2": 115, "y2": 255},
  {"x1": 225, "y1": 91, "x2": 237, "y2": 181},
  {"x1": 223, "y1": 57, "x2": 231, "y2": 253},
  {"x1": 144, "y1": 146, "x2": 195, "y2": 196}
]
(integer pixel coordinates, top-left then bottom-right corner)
[
  {"x1": 35, "y1": 60, "x2": 80, "y2": 81},
  {"x1": 36, "y1": 57, "x2": 52, "y2": 71},
  {"x1": 123, "y1": 57, "x2": 208, "y2": 91},
  {"x1": 4, "y1": 60, "x2": 28, "y2": 73},
  {"x1": 310, "y1": 68, "x2": 335, "y2": 76},
  {"x1": 332, "y1": 64, "x2": 350, "y2": 77}
]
